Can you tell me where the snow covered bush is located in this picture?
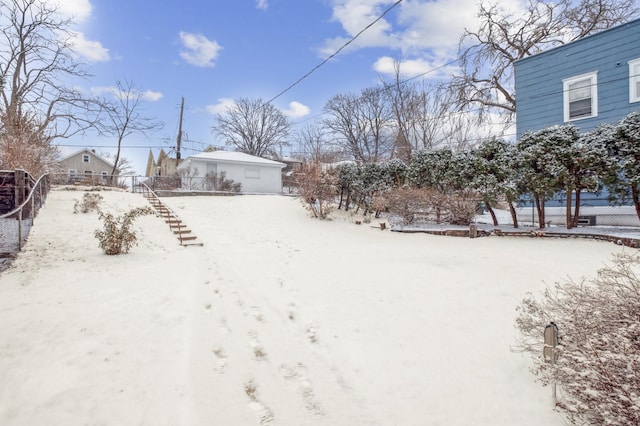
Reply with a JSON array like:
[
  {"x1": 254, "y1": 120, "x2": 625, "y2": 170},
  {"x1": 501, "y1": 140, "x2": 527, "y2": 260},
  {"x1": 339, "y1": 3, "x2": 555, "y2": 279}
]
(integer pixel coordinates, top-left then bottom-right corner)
[
  {"x1": 515, "y1": 253, "x2": 640, "y2": 425},
  {"x1": 94, "y1": 207, "x2": 154, "y2": 255},
  {"x1": 74, "y1": 193, "x2": 103, "y2": 213},
  {"x1": 297, "y1": 162, "x2": 337, "y2": 219}
]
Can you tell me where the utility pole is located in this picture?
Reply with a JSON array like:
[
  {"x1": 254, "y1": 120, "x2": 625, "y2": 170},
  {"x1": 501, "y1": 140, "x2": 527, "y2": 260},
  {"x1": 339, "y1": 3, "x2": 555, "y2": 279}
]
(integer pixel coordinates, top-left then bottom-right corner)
[{"x1": 176, "y1": 96, "x2": 184, "y2": 161}]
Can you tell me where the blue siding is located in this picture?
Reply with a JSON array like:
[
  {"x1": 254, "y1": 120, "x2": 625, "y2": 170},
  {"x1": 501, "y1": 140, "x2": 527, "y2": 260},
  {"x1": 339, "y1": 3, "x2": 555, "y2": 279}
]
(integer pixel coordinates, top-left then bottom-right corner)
[{"x1": 515, "y1": 19, "x2": 640, "y2": 138}]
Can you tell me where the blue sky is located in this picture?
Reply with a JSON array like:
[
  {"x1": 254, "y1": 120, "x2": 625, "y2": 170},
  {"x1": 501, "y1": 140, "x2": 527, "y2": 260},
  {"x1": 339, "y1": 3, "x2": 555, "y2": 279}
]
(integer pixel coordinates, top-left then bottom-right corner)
[{"x1": 57, "y1": 0, "x2": 522, "y2": 174}]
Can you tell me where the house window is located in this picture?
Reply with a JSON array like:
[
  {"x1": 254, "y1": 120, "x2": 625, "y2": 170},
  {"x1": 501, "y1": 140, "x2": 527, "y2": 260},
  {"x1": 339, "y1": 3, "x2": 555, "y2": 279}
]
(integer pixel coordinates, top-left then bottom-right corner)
[
  {"x1": 68, "y1": 169, "x2": 77, "y2": 176},
  {"x1": 630, "y1": 58, "x2": 640, "y2": 103},
  {"x1": 82, "y1": 154, "x2": 90, "y2": 163},
  {"x1": 206, "y1": 163, "x2": 218, "y2": 176},
  {"x1": 245, "y1": 168, "x2": 260, "y2": 179},
  {"x1": 563, "y1": 72, "x2": 598, "y2": 121}
]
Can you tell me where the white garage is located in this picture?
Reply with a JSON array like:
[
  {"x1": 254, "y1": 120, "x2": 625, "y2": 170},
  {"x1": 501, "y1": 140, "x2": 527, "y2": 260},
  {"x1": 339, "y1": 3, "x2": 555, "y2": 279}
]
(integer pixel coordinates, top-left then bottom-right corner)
[{"x1": 177, "y1": 151, "x2": 285, "y2": 194}]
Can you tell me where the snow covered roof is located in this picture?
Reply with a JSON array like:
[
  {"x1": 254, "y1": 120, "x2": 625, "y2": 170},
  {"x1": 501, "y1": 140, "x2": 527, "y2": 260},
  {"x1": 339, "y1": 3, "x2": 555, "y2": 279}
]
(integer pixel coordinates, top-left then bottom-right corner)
[{"x1": 178, "y1": 151, "x2": 285, "y2": 168}]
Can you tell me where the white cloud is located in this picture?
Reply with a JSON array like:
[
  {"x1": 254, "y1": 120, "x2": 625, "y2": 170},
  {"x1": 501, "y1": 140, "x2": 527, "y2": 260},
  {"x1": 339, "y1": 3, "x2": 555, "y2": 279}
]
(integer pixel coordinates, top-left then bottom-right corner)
[
  {"x1": 142, "y1": 90, "x2": 163, "y2": 102},
  {"x1": 394, "y1": 0, "x2": 479, "y2": 52},
  {"x1": 319, "y1": 0, "x2": 398, "y2": 57},
  {"x1": 282, "y1": 101, "x2": 310, "y2": 118},
  {"x1": 206, "y1": 98, "x2": 237, "y2": 115},
  {"x1": 179, "y1": 31, "x2": 222, "y2": 68},
  {"x1": 256, "y1": 0, "x2": 268, "y2": 11},
  {"x1": 90, "y1": 86, "x2": 163, "y2": 102},
  {"x1": 49, "y1": 1, "x2": 109, "y2": 64},
  {"x1": 70, "y1": 31, "x2": 110, "y2": 62},
  {"x1": 322, "y1": 0, "x2": 529, "y2": 76},
  {"x1": 53, "y1": 0, "x2": 93, "y2": 22},
  {"x1": 373, "y1": 55, "x2": 456, "y2": 79}
]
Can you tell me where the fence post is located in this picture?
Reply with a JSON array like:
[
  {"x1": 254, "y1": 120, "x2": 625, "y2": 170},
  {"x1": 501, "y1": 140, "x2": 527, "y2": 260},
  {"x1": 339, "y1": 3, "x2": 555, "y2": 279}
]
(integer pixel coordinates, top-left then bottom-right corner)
[
  {"x1": 14, "y1": 169, "x2": 25, "y2": 208},
  {"x1": 17, "y1": 208, "x2": 23, "y2": 251}
]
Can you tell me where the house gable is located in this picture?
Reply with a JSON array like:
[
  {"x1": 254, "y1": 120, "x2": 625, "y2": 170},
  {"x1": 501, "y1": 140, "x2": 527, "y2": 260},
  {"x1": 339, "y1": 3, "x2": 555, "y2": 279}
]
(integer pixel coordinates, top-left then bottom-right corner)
[
  {"x1": 59, "y1": 149, "x2": 118, "y2": 176},
  {"x1": 515, "y1": 19, "x2": 640, "y2": 138}
]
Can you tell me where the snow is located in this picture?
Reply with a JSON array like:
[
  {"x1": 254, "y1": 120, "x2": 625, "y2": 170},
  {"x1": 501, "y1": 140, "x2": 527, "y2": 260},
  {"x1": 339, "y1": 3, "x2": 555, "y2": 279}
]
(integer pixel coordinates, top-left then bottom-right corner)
[{"x1": 0, "y1": 187, "x2": 628, "y2": 425}]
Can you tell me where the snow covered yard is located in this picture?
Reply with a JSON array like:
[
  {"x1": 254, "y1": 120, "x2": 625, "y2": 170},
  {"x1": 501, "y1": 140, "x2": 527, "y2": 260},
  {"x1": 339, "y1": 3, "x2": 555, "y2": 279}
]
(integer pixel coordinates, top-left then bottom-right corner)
[{"x1": 0, "y1": 188, "x2": 627, "y2": 425}]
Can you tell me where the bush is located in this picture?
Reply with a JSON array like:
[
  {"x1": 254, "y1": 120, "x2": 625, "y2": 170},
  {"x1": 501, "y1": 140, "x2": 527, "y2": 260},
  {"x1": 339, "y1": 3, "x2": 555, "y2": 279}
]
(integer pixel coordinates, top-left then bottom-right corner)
[
  {"x1": 94, "y1": 207, "x2": 154, "y2": 255},
  {"x1": 297, "y1": 162, "x2": 337, "y2": 219},
  {"x1": 515, "y1": 253, "x2": 640, "y2": 425},
  {"x1": 444, "y1": 189, "x2": 478, "y2": 225},
  {"x1": 378, "y1": 187, "x2": 478, "y2": 226},
  {"x1": 205, "y1": 171, "x2": 242, "y2": 192},
  {"x1": 379, "y1": 187, "x2": 431, "y2": 226},
  {"x1": 74, "y1": 192, "x2": 104, "y2": 213}
]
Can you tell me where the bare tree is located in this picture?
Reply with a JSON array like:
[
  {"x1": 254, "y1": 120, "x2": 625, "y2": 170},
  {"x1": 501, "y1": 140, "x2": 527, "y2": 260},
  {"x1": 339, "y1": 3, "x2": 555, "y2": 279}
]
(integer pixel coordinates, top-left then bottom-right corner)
[
  {"x1": 99, "y1": 80, "x2": 163, "y2": 179},
  {"x1": 440, "y1": 111, "x2": 483, "y2": 152},
  {"x1": 450, "y1": 0, "x2": 639, "y2": 124},
  {"x1": 381, "y1": 61, "x2": 451, "y2": 162},
  {"x1": 293, "y1": 123, "x2": 340, "y2": 163},
  {"x1": 99, "y1": 152, "x2": 135, "y2": 176},
  {"x1": 0, "y1": 0, "x2": 102, "y2": 176},
  {"x1": 323, "y1": 87, "x2": 393, "y2": 163},
  {"x1": 212, "y1": 98, "x2": 291, "y2": 157}
]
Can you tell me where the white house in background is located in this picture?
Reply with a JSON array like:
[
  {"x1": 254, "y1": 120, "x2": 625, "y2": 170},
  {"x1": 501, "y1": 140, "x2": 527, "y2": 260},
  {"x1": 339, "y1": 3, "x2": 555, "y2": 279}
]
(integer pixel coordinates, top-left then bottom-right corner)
[{"x1": 177, "y1": 151, "x2": 285, "y2": 194}]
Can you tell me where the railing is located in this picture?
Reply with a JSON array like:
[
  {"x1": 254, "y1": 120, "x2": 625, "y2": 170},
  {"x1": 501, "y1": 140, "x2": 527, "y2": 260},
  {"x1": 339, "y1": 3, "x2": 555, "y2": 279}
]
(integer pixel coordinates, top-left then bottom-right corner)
[
  {"x1": 47, "y1": 173, "x2": 169, "y2": 195},
  {"x1": 0, "y1": 172, "x2": 50, "y2": 265}
]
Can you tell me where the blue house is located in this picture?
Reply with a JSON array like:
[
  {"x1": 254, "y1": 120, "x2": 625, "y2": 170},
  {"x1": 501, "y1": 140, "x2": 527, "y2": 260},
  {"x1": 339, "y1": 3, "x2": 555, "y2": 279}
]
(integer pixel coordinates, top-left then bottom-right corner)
[
  {"x1": 515, "y1": 18, "x2": 640, "y2": 138},
  {"x1": 514, "y1": 19, "x2": 640, "y2": 225}
]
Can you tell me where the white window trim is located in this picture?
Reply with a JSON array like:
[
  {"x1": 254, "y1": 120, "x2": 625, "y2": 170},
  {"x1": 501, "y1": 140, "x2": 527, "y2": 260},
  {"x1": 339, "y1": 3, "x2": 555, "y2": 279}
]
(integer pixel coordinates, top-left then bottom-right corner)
[
  {"x1": 629, "y1": 58, "x2": 640, "y2": 103},
  {"x1": 68, "y1": 169, "x2": 77, "y2": 175},
  {"x1": 563, "y1": 72, "x2": 598, "y2": 122},
  {"x1": 82, "y1": 154, "x2": 90, "y2": 163}
]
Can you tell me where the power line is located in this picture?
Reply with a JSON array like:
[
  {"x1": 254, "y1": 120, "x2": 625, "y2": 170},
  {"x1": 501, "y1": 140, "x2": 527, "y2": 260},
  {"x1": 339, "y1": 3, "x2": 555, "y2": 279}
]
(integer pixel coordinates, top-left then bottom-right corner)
[{"x1": 267, "y1": 0, "x2": 403, "y2": 104}]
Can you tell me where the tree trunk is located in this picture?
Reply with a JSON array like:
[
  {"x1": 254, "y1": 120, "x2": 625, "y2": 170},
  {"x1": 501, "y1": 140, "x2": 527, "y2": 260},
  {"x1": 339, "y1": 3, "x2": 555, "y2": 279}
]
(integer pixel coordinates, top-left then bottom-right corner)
[
  {"x1": 486, "y1": 199, "x2": 498, "y2": 226},
  {"x1": 572, "y1": 189, "x2": 582, "y2": 228},
  {"x1": 109, "y1": 134, "x2": 124, "y2": 186},
  {"x1": 508, "y1": 201, "x2": 519, "y2": 228},
  {"x1": 632, "y1": 184, "x2": 640, "y2": 222},
  {"x1": 535, "y1": 193, "x2": 545, "y2": 228},
  {"x1": 565, "y1": 188, "x2": 573, "y2": 229}
]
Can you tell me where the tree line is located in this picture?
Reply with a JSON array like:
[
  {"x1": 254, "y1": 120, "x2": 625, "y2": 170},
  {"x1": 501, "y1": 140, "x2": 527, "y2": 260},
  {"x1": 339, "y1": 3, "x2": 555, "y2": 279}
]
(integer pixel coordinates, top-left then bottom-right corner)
[{"x1": 297, "y1": 111, "x2": 640, "y2": 228}]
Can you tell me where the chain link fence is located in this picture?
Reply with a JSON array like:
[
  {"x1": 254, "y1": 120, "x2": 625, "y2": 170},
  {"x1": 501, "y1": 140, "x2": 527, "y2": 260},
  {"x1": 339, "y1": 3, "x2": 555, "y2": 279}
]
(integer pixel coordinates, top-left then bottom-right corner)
[
  {"x1": 1, "y1": 171, "x2": 50, "y2": 270},
  {"x1": 48, "y1": 173, "x2": 148, "y2": 193},
  {"x1": 515, "y1": 192, "x2": 640, "y2": 228}
]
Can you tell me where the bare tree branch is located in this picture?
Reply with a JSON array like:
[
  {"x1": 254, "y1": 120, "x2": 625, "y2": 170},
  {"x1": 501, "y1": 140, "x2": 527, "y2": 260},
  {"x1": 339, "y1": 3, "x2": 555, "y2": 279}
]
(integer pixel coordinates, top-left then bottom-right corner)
[
  {"x1": 449, "y1": 0, "x2": 639, "y2": 124},
  {"x1": 323, "y1": 87, "x2": 394, "y2": 164},
  {"x1": 212, "y1": 98, "x2": 291, "y2": 158},
  {"x1": 98, "y1": 79, "x2": 163, "y2": 178},
  {"x1": 0, "y1": 0, "x2": 104, "y2": 175}
]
